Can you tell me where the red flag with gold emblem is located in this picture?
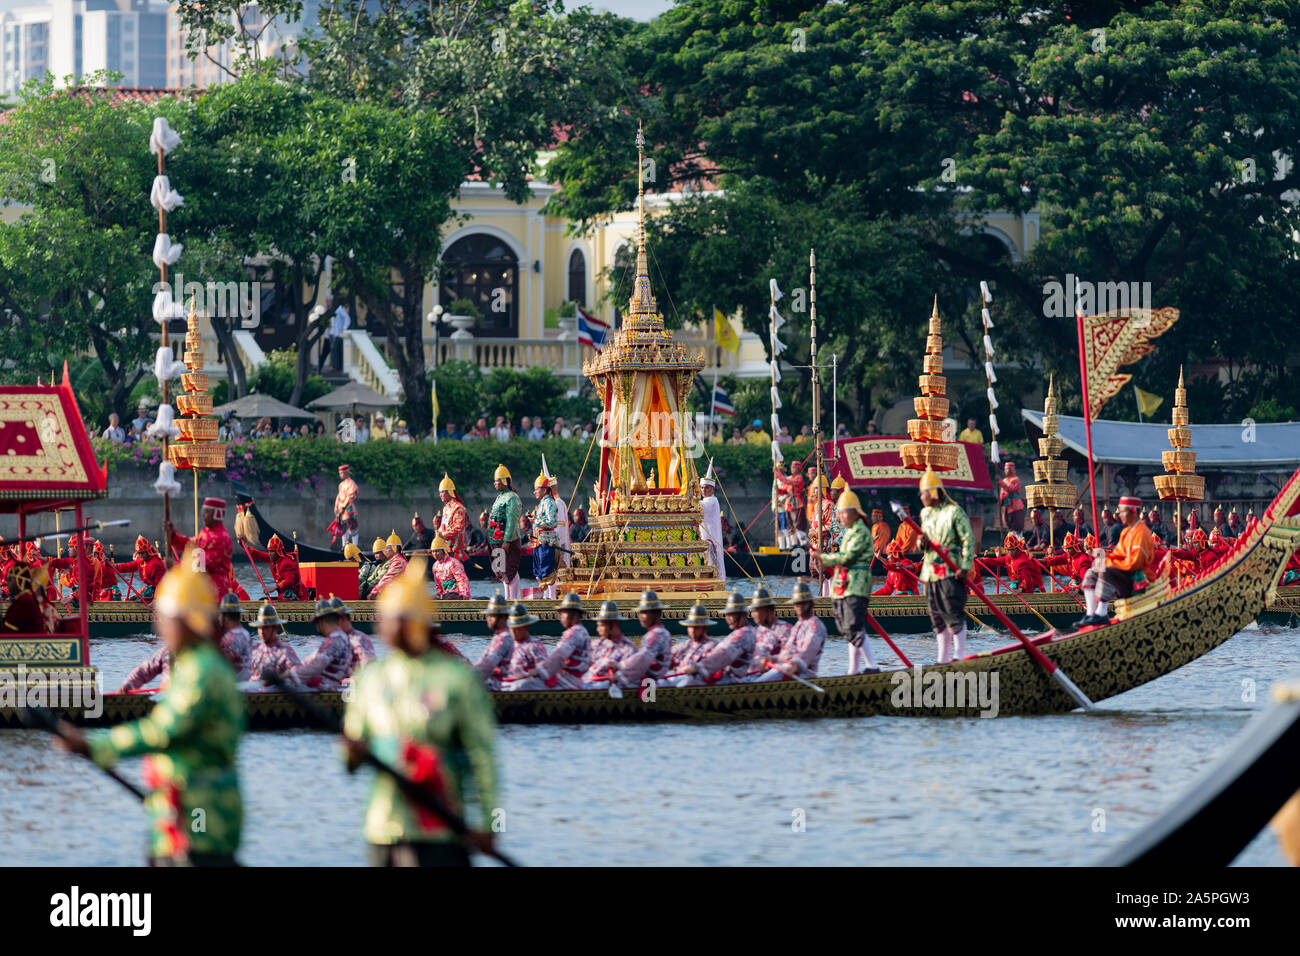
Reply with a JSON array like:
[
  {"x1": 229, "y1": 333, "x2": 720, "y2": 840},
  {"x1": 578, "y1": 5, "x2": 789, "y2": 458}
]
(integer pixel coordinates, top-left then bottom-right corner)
[{"x1": 1078, "y1": 307, "x2": 1179, "y2": 420}]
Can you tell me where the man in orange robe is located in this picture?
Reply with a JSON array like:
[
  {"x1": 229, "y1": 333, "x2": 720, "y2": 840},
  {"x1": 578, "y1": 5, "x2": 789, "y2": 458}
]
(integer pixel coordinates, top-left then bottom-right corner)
[{"x1": 1075, "y1": 496, "x2": 1154, "y2": 628}]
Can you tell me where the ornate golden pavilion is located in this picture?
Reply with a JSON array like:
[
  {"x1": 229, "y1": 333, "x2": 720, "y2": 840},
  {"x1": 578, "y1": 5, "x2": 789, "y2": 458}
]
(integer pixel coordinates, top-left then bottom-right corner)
[
  {"x1": 1153, "y1": 366, "x2": 1205, "y2": 544},
  {"x1": 555, "y1": 129, "x2": 726, "y2": 600}
]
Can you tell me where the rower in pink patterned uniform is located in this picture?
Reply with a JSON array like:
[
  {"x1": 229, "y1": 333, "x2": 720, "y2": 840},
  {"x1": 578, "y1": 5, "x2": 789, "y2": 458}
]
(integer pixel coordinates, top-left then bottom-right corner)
[
  {"x1": 430, "y1": 536, "x2": 471, "y2": 600},
  {"x1": 501, "y1": 603, "x2": 549, "y2": 690},
  {"x1": 615, "y1": 590, "x2": 673, "y2": 689},
  {"x1": 287, "y1": 599, "x2": 354, "y2": 691},
  {"x1": 118, "y1": 645, "x2": 170, "y2": 692},
  {"x1": 473, "y1": 590, "x2": 514, "y2": 690},
  {"x1": 330, "y1": 596, "x2": 376, "y2": 669},
  {"x1": 581, "y1": 601, "x2": 638, "y2": 689},
  {"x1": 217, "y1": 593, "x2": 254, "y2": 681},
  {"x1": 665, "y1": 591, "x2": 754, "y2": 686},
  {"x1": 511, "y1": 592, "x2": 591, "y2": 690},
  {"x1": 745, "y1": 586, "x2": 791, "y2": 676},
  {"x1": 669, "y1": 605, "x2": 718, "y2": 676},
  {"x1": 748, "y1": 581, "x2": 825, "y2": 682},
  {"x1": 249, "y1": 603, "x2": 302, "y2": 682}
]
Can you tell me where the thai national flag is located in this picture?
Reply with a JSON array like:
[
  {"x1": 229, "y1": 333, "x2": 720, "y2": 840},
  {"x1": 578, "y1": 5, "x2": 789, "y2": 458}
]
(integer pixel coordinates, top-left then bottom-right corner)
[
  {"x1": 577, "y1": 308, "x2": 609, "y2": 350},
  {"x1": 711, "y1": 384, "x2": 735, "y2": 417}
]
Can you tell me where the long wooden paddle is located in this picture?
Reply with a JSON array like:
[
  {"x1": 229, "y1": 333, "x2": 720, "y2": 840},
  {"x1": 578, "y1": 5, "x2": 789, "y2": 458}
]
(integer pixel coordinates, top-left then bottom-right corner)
[
  {"x1": 19, "y1": 705, "x2": 147, "y2": 801},
  {"x1": 973, "y1": 557, "x2": 1057, "y2": 630},
  {"x1": 892, "y1": 502, "x2": 1094, "y2": 712},
  {"x1": 261, "y1": 671, "x2": 519, "y2": 867}
]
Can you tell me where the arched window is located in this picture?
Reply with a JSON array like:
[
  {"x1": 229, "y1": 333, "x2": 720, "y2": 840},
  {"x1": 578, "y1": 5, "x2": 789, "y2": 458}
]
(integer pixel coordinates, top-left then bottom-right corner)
[
  {"x1": 567, "y1": 248, "x2": 587, "y2": 306},
  {"x1": 438, "y1": 233, "x2": 519, "y2": 336}
]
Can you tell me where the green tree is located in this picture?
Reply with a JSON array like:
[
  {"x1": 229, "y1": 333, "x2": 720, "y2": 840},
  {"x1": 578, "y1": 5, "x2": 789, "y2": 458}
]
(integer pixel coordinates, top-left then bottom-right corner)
[
  {"x1": 0, "y1": 76, "x2": 176, "y2": 421},
  {"x1": 550, "y1": 0, "x2": 1300, "y2": 427}
]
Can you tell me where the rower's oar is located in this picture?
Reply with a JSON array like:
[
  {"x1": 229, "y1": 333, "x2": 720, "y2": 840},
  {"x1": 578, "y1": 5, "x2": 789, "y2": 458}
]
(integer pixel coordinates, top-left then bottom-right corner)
[
  {"x1": 262, "y1": 672, "x2": 519, "y2": 867},
  {"x1": 863, "y1": 610, "x2": 912, "y2": 668},
  {"x1": 760, "y1": 662, "x2": 825, "y2": 693},
  {"x1": 891, "y1": 502, "x2": 1094, "y2": 712},
  {"x1": 9, "y1": 519, "x2": 130, "y2": 548},
  {"x1": 973, "y1": 558, "x2": 1056, "y2": 630},
  {"x1": 18, "y1": 705, "x2": 146, "y2": 801},
  {"x1": 237, "y1": 538, "x2": 275, "y2": 600}
]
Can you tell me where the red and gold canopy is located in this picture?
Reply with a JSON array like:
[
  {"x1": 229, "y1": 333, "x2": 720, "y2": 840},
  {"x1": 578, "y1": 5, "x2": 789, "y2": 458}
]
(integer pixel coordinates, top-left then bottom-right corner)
[{"x1": 0, "y1": 363, "x2": 108, "y2": 511}]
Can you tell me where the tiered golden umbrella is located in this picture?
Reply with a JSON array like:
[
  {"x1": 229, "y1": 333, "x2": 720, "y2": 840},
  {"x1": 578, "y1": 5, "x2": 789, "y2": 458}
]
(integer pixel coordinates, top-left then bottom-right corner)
[
  {"x1": 900, "y1": 296, "x2": 960, "y2": 472},
  {"x1": 1152, "y1": 367, "x2": 1204, "y2": 546},
  {"x1": 1026, "y1": 376, "x2": 1078, "y2": 546},
  {"x1": 167, "y1": 299, "x2": 227, "y2": 530}
]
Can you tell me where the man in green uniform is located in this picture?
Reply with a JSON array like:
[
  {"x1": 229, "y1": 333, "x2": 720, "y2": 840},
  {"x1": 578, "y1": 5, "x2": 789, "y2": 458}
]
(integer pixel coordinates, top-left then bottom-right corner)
[
  {"x1": 488, "y1": 463, "x2": 523, "y2": 600},
  {"x1": 917, "y1": 467, "x2": 975, "y2": 663},
  {"x1": 812, "y1": 487, "x2": 876, "y2": 674},
  {"x1": 57, "y1": 546, "x2": 245, "y2": 865},
  {"x1": 343, "y1": 556, "x2": 501, "y2": 867},
  {"x1": 358, "y1": 536, "x2": 389, "y2": 600}
]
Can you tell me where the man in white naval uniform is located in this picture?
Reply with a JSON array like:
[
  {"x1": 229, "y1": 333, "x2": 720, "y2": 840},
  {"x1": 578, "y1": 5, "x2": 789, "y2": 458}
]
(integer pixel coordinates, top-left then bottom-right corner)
[
  {"x1": 698, "y1": 459, "x2": 726, "y2": 585},
  {"x1": 544, "y1": 457, "x2": 571, "y2": 569}
]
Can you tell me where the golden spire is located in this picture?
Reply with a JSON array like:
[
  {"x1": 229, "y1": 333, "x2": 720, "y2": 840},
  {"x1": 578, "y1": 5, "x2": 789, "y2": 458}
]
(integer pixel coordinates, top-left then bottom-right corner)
[
  {"x1": 900, "y1": 293, "x2": 959, "y2": 471},
  {"x1": 1027, "y1": 374, "x2": 1077, "y2": 511},
  {"x1": 1155, "y1": 365, "x2": 1204, "y2": 503},
  {"x1": 627, "y1": 122, "x2": 659, "y2": 325}
]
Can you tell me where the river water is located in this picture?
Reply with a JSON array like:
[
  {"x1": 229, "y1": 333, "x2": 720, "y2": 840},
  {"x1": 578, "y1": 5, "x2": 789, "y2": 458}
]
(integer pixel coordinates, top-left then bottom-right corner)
[{"x1": 2, "y1": 573, "x2": 1296, "y2": 866}]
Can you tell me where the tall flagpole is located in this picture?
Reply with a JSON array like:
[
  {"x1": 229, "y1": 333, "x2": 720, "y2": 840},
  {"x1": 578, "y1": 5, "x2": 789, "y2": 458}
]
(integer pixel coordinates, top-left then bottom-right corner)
[
  {"x1": 1076, "y1": 305, "x2": 1102, "y2": 552},
  {"x1": 768, "y1": 281, "x2": 781, "y2": 548},
  {"x1": 811, "y1": 249, "x2": 825, "y2": 592}
]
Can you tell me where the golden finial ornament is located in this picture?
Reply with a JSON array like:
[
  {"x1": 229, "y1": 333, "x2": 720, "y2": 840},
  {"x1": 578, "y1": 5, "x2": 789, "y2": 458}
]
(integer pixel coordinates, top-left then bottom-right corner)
[
  {"x1": 900, "y1": 295, "x2": 959, "y2": 471},
  {"x1": 1153, "y1": 366, "x2": 1205, "y2": 504},
  {"x1": 1026, "y1": 374, "x2": 1078, "y2": 510}
]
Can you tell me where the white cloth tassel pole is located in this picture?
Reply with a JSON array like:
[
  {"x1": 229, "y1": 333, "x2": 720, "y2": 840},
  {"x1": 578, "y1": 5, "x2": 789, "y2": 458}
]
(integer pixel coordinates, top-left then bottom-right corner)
[
  {"x1": 152, "y1": 233, "x2": 182, "y2": 269},
  {"x1": 147, "y1": 403, "x2": 181, "y2": 440},
  {"x1": 771, "y1": 359, "x2": 781, "y2": 384},
  {"x1": 150, "y1": 175, "x2": 184, "y2": 212},
  {"x1": 770, "y1": 278, "x2": 784, "y2": 302},
  {"x1": 149, "y1": 117, "x2": 182, "y2": 155},
  {"x1": 770, "y1": 386, "x2": 783, "y2": 410},
  {"x1": 983, "y1": 334, "x2": 994, "y2": 357},
  {"x1": 152, "y1": 288, "x2": 185, "y2": 323},
  {"x1": 985, "y1": 360, "x2": 997, "y2": 383},
  {"x1": 987, "y1": 387, "x2": 999, "y2": 410},
  {"x1": 153, "y1": 346, "x2": 187, "y2": 383},
  {"x1": 980, "y1": 280, "x2": 992, "y2": 303},
  {"x1": 981, "y1": 307, "x2": 992, "y2": 328},
  {"x1": 991, "y1": 440, "x2": 1001, "y2": 463},
  {"x1": 153, "y1": 461, "x2": 182, "y2": 497},
  {"x1": 989, "y1": 414, "x2": 1000, "y2": 436},
  {"x1": 771, "y1": 442, "x2": 784, "y2": 464},
  {"x1": 771, "y1": 413, "x2": 781, "y2": 437}
]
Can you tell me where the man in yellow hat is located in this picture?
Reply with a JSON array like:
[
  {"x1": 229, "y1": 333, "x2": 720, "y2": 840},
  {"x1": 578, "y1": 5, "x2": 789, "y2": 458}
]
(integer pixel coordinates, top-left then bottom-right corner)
[
  {"x1": 369, "y1": 531, "x2": 408, "y2": 600},
  {"x1": 813, "y1": 487, "x2": 877, "y2": 674},
  {"x1": 436, "y1": 473, "x2": 469, "y2": 558},
  {"x1": 358, "y1": 536, "x2": 387, "y2": 600},
  {"x1": 487, "y1": 464, "x2": 523, "y2": 600},
  {"x1": 807, "y1": 475, "x2": 842, "y2": 596},
  {"x1": 344, "y1": 558, "x2": 501, "y2": 866},
  {"x1": 917, "y1": 467, "x2": 975, "y2": 663},
  {"x1": 530, "y1": 472, "x2": 560, "y2": 599},
  {"x1": 57, "y1": 548, "x2": 245, "y2": 865}
]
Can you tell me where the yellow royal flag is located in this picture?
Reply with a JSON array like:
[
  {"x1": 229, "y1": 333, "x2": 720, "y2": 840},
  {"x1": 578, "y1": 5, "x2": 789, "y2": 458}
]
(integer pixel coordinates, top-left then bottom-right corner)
[
  {"x1": 714, "y1": 307, "x2": 740, "y2": 354},
  {"x1": 1135, "y1": 386, "x2": 1163, "y2": 418},
  {"x1": 431, "y1": 380, "x2": 439, "y2": 424}
]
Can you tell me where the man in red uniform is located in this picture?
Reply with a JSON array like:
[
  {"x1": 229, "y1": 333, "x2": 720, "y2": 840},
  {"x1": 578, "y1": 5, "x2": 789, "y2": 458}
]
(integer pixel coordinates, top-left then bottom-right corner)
[
  {"x1": 166, "y1": 497, "x2": 242, "y2": 599},
  {"x1": 113, "y1": 536, "x2": 168, "y2": 601},
  {"x1": 89, "y1": 540, "x2": 121, "y2": 600},
  {"x1": 1043, "y1": 532, "x2": 1092, "y2": 587},
  {"x1": 981, "y1": 534, "x2": 1045, "y2": 592},
  {"x1": 872, "y1": 540, "x2": 920, "y2": 595},
  {"x1": 775, "y1": 460, "x2": 808, "y2": 542},
  {"x1": 237, "y1": 533, "x2": 301, "y2": 601}
]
